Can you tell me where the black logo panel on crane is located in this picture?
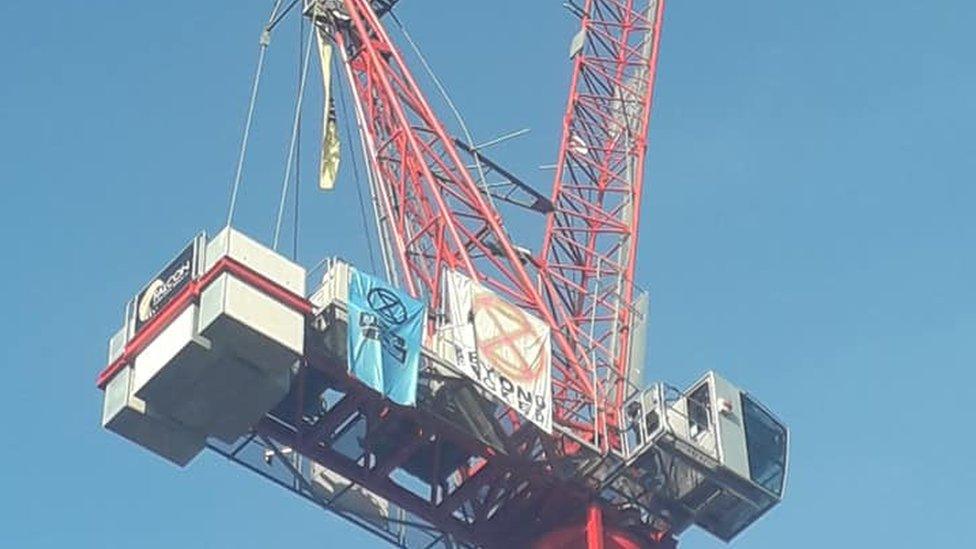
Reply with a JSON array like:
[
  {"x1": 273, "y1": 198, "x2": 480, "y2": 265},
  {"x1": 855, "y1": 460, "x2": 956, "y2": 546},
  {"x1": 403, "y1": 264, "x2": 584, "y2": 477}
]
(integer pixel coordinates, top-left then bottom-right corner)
[{"x1": 134, "y1": 242, "x2": 196, "y2": 333}]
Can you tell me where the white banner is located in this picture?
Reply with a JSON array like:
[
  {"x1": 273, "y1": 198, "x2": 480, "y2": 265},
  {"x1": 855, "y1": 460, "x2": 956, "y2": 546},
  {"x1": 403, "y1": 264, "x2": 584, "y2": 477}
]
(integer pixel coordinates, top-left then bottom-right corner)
[{"x1": 443, "y1": 270, "x2": 553, "y2": 433}]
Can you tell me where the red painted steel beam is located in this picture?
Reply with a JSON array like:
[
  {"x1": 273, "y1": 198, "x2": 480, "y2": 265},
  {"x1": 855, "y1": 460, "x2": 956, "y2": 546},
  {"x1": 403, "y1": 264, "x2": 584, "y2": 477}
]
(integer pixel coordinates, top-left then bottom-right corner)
[
  {"x1": 436, "y1": 460, "x2": 501, "y2": 520},
  {"x1": 259, "y1": 416, "x2": 485, "y2": 546},
  {"x1": 587, "y1": 504, "x2": 605, "y2": 549},
  {"x1": 532, "y1": 504, "x2": 673, "y2": 549},
  {"x1": 332, "y1": 0, "x2": 602, "y2": 442},
  {"x1": 96, "y1": 256, "x2": 312, "y2": 389},
  {"x1": 541, "y1": 0, "x2": 668, "y2": 437},
  {"x1": 304, "y1": 393, "x2": 364, "y2": 443},
  {"x1": 371, "y1": 426, "x2": 427, "y2": 478}
]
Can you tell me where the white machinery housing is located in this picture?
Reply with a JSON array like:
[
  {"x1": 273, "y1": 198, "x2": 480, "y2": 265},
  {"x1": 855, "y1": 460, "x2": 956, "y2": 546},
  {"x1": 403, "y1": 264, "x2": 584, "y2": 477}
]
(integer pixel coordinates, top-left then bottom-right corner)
[
  {"x1": 608, "y1": 371, "x2": 789, "y2": 541},
  {"x1": 101, "y1": 228, "x2": 306, "y2": 465}
]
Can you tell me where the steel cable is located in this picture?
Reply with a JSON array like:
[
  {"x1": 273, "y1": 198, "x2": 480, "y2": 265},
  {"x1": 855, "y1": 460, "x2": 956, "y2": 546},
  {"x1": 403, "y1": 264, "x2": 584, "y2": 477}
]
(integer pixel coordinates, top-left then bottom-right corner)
[
  {"x1": 273, "y1": 23, "x2": 316, "y2": 250},
  {"x1": 226, "y1": 0, "x2": 284, "y2": 228}
]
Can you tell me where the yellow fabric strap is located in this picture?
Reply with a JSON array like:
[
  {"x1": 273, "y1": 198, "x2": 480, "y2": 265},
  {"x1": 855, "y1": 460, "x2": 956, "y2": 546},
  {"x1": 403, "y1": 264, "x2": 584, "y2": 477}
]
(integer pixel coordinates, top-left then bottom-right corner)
[{"x1": 317, "y1": 30, "x2": 340, "y2": 191}]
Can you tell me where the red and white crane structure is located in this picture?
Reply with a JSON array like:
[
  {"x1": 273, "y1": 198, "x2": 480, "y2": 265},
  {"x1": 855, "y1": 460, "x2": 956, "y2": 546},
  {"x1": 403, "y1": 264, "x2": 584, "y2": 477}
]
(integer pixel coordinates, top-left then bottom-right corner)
[
  {"x1": 98, "y1": 1, "x2": 788, "y2": 548},
  {"x1": 336, "y1": 0, "x2": 665, "y2": 453}
]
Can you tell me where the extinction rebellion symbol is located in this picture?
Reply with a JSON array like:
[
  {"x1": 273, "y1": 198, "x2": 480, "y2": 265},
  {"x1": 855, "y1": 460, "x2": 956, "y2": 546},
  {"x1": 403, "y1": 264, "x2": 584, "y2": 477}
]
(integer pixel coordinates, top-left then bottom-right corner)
[
  {"x1": 474, "y1": 292, "x2": 543, "y2": 383},
  {"x1": 367, "y1": 288, "x2": 408, "y2": 325}
]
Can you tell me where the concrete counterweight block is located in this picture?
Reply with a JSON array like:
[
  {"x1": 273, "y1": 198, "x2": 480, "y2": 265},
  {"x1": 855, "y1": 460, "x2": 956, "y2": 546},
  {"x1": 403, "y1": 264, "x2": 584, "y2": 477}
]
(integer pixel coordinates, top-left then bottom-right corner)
[
  {"x1": 193, "y1": 272, "x2": 302, "y2": 442},
  {"x1": 102, "y1": 365, "x2": 206, "y2": 466},
  {"x1": 106, "y1": 227, "x2": 307, "y2": 462},
  {"x1": 131, "y1": 304, "x2": 213, "y2": 417}
]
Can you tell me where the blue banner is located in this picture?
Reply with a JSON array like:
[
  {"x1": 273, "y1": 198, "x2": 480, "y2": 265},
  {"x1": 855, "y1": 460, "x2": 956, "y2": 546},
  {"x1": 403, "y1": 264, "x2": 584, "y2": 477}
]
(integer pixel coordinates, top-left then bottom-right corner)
[{"x1": 347, "y1": 269, "x2": 424, "y2": 406}]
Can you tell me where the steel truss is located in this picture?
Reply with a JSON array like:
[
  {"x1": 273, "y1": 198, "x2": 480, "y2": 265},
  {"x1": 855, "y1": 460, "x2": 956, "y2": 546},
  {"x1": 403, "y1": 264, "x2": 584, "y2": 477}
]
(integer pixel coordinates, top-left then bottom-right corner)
[
  {"x1": 213, "y1": 305, "x2": 675, "y2": 548},
  {"x1": 543, "y1": 0, "x2": 666, "y2": 447},
  {"x1": 273, "y1": 1, "x2": 673, "y2": 545},
  {"x1": 310, "y1": 0, "x2": 607, "y2": 446},
  {"x1": 309, "y1": 0, "x2": 668, "y2": 451}
]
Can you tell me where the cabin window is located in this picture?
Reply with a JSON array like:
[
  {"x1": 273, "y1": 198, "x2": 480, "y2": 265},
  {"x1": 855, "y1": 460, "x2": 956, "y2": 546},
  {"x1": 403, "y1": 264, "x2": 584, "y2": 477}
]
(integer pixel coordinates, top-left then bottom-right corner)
[
  {"x1": 687, "y1": 383, "x2": 711, "y2": 439},
  {"x1": 741, "y1": 394, "x2": 787, "y2": 495}
]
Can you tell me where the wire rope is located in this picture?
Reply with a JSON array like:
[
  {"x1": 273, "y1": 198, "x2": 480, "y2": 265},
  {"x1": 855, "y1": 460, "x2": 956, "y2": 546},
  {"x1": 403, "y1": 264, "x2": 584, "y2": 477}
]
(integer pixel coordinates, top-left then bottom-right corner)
[
  {"x1": 334, "y1": 49, "x2": 379, "y2": 275},
  {"x1": 226, "y1": 0, "x2": 284, "y2": 228},
  {"x1": 273, "y1": 23, "x2": 316, "y2": 250},
  {"x1": 293, "y1": 14, "x2": 304, "y2": 260},
  {"x1": 389, "y1": 12, "x2": 495, "y2": 210}
]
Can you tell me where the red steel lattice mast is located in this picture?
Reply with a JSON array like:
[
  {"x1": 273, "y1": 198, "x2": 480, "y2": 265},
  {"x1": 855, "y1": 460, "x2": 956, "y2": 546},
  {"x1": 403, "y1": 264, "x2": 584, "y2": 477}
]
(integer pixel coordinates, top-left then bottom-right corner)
[
  {"x1": 332, "y1": 0, "x2": 613, "y2": 445},
  {"x1": 334, "y1": 0, "x2": 667, "y2": 451},
  {"x1": 542, "y1": 0, "x2": 666, "y2": 448}
]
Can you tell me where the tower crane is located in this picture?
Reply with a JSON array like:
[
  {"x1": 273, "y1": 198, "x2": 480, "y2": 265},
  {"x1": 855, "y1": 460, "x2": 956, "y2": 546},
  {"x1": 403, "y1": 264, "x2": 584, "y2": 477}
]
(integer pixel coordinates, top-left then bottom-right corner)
[{"x1": 98, "y1": 1, "x2": 789, "y2": 547}]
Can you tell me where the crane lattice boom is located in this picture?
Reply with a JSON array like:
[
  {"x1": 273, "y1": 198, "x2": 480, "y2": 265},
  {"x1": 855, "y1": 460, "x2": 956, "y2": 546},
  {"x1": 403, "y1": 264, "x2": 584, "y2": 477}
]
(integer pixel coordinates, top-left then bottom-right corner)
[
  {"x1": 543, "y1": 0, "x2": 667, "y2": 448},
  {"x1": 329, "y1": 0, "x2": 606, "y2": 445}
]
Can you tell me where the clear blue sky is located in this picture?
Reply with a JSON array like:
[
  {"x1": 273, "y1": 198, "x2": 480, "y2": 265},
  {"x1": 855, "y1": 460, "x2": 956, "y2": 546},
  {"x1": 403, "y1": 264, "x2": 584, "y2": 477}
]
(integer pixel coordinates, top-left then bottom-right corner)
[{"x1": 2, "y1": 1, "x2": 973, "y2": 547}]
